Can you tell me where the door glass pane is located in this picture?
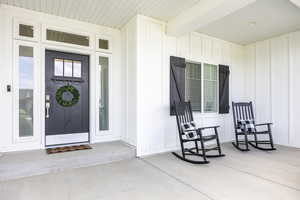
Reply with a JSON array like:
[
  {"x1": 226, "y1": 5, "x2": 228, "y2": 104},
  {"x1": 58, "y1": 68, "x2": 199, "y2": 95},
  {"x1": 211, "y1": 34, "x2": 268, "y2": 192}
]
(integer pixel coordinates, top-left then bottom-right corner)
[
  {"x1": 19, "y1": 46, "x2": 34, "y2": 137},
  {"x1": 73, "y1": 61, "x2": 82, "y2": 78},
  {"x1": 19, "y1": 24, "x2": 34, "y2": 38},
  {"x1": 46, "y1": 29, "x2": 89, "y2": 47},
  {"x1": 64, "y1": 60, "x2": 73, "y2": 77},
  {"x1": 54, "y1": 58, "x2": 63, "y2": 76},
  {"x1": 99, "y1": 39, "x2": 109, "y2": 50},
  {"x1": 99, "y1": 56, "x2": 109, "y2": 131}
]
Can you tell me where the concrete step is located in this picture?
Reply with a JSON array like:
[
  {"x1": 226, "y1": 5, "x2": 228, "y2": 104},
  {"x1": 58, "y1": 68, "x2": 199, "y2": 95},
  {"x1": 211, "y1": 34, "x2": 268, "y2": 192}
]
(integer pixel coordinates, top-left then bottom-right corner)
[{"x1": 0, "y1": 141, "x2": 136, "y2": 181}]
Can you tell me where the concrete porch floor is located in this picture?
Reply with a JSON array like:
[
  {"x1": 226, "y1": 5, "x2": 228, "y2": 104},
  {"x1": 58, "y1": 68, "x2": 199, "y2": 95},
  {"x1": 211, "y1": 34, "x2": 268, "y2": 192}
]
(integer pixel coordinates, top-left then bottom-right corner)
[
  {"x1": 0, "y1": 141, "x2": 136, "y2": 181},
  {"x1": 1, "y1": 143, "x2": 300, "y2": 200}
]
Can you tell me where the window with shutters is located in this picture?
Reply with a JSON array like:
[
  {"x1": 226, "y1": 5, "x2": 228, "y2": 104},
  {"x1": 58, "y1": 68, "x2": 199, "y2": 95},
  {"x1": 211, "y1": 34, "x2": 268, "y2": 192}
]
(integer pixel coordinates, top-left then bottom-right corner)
[{"x1": 185, "y1": 61, "x2": 218, "y2": 113}]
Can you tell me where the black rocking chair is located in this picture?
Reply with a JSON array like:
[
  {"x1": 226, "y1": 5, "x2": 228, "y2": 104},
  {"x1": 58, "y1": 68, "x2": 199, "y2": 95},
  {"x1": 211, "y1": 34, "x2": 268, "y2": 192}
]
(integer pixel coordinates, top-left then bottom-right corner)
[
  {"x1": 232, "y1": 102, "x2": 276, "y2": 151},
  {"x1": 172, "y1": 101, "x2": 225, "y2": 164}
]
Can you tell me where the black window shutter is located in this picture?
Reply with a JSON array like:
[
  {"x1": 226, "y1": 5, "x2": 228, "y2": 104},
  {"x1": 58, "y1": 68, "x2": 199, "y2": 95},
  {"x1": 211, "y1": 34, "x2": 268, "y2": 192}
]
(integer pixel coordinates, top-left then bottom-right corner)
[
  {"x1": 219, "y1": 65, "x2": 230, "y2": 114},
  {"x1": 170, "y1": 56, "x2": 186, "y2": 115}
]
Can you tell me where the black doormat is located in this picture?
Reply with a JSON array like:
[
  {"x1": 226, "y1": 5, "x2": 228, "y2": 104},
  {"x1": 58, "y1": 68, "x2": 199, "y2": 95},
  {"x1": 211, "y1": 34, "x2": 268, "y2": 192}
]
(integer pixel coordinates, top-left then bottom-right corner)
[{"x1": 46, "y1": 144, "x2": 92, "y2": 154}]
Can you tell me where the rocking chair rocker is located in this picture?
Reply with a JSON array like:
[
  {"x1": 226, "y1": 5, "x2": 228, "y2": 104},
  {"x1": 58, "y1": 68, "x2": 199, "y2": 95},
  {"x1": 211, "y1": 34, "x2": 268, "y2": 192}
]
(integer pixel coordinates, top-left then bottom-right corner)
[
  {"x1": 172, "y1": 101, "x2": 225, "y2": 164},
  {"x1": 232, "y1": 102, "x2": 276, "y2": 151}
]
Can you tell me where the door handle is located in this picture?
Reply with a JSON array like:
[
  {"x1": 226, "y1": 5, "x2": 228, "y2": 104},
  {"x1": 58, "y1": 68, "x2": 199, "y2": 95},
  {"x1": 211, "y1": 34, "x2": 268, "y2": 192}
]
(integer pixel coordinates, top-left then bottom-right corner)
[{"x1": 45, "y1": 95, "x2": 51, "y2": 118}]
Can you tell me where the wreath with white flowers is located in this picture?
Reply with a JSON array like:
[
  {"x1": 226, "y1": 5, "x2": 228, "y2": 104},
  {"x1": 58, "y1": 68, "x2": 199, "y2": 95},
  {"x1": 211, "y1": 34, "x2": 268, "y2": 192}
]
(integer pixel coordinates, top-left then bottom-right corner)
[{"x1": 55, "y1": 85, "x2": 80, "y2": 107}]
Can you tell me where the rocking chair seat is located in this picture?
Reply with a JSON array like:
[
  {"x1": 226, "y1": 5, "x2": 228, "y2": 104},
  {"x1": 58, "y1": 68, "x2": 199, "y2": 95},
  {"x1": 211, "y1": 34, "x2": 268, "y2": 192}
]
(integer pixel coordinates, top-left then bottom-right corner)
[
  {"x1": 201, "y1": 134, "x2": 218, "y2": 142},
  {"x1": 181, "y1": 134, "x2": 217, "y2": 142},
  {"x1": 236, "y1": 130, "x2": 270, "y2": 135}
]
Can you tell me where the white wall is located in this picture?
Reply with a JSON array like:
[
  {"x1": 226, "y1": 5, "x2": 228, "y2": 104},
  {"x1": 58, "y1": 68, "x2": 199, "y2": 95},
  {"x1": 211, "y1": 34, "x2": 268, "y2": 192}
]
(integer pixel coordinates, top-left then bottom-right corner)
[
  {"x1": 0, "y1": 5, "x2": 125, "y2": 152},
  {"x1": 121, "y1": 16, "x2": 138, "y2": 147},
  {"x1": 245, "y1": 31, "x2": 300, "y2": 148},
  {"x1": 123, "y1": 15, "x2": 247, "y2": 156}
]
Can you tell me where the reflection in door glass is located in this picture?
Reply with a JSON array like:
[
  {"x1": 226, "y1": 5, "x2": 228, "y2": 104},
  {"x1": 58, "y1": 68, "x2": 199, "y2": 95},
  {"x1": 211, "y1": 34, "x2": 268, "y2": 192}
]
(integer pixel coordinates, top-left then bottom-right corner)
[
  {"x1": 54, "y1": 58, "x2": 63, "y2": 76},
  {"x1": 19, "y1": 46, "x2": 34, "y2": 137},
  {"x1": 73, "y1": 61, "x2": 82, "y2": 78},
  {"x1": 64, "y1": 60, "x2": 73, "y2": 77},
  {"x1": 99, "y1": 56, "x2": 109, "y2": 131}
]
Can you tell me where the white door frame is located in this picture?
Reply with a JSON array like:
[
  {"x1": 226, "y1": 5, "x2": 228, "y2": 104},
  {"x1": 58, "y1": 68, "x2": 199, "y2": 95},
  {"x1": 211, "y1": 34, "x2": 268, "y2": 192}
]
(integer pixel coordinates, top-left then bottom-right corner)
[{"x1": 40, "y1": 44, "x2": 96, "y2": 148}]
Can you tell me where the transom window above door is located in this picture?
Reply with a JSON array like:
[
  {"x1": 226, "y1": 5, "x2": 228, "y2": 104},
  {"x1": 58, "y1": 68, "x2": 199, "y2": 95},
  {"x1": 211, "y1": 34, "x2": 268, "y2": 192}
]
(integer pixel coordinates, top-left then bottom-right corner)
[{"x1": 54, "y1": 58, "x2": 82, "y2": 78}]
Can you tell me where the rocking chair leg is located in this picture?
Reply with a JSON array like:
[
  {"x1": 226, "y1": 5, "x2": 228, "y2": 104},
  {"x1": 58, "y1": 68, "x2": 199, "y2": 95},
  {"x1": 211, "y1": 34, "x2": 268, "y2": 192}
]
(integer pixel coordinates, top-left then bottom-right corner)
[
  {"x1": 254, "y1": 133, "x2": 258, "y2": 147},
  {"x1": 195, "y1": 141, "x2": 199, "y2": 154},
  {"x1": 232, "y1": 134, "x2": 250, "y2": 152},
  {"x1": 215, "y1": 127, "x2": 223, "y2": 156},
  {"x1": 199, "y1": 136, "x2": 208, "y2": 162},
  {"x1": 249, "y1": 125, "x2": 276, "y2": 151},
  {"x1": 180, "y1": 140, "x2": 185, "y2": 159},
  {"x1": 268, "y1": 126, "x2": 275, "y2": 149},
  {"x1": 244, "y1": 133, "x2": 249, "y2": 150}
]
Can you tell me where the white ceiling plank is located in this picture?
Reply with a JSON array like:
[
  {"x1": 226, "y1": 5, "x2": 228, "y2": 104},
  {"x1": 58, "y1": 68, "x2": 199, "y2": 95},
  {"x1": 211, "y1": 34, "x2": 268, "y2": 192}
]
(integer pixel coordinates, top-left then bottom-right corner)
[
  {"x1": 167, "y1": 0, "x2": 257, "y2": 37},
  {"x1": 1, "y1": 0, "x2": 200, "y2": 29}
]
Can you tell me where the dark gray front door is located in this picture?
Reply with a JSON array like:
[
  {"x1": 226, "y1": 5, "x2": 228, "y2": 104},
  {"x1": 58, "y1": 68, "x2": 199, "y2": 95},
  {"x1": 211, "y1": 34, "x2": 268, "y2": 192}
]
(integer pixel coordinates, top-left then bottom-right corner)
[{"x1": 45, "y1": 50, "x2": 89, "y2": 146}]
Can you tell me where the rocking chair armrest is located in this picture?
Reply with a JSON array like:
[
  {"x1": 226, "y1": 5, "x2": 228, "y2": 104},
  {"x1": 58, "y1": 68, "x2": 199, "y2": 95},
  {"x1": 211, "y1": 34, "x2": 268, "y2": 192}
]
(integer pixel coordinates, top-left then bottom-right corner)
[
  {"x1": 255, "y1": 123, "x2": 273, "y2": 127},
  {"x1": 197, "y1": 125, "x2": 220, "y2": 130}
]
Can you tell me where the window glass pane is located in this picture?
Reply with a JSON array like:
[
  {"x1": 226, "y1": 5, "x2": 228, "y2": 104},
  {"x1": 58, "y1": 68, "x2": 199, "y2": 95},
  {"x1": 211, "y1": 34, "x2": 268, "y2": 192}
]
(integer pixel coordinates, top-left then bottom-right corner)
[
  {"x1": 99, "y1": 56, "x2": 109, "y2": 131},
  {"x1": 73, "y1": 61, "x2": 82, "y2": 78},
  {"x1": 46, "y1": 29, "x2": 89, "y2": 47},
  {"x1": 203, "y1": 64, "x2": 218, "y2": 112},
  {"x1": 99, "y1": 39, "x2": 109, "y2": 50},
  {"x1": 211, "y1": 65, "x2": 217, "y2": 80},
  {"x1": 19, "y1": 24, "x2": 34, "y2": 38},
  {"x1": 204, "y1": 63, "x2": 211, "y2": 79},
  {"x1": 186, "y1": 62, "x2": 201, "y2": 111},
  {"x1": 54, "y1": 59, "x2": 63, "y2": 76},
  {"x1": 64, "y1": 60, "x2": 73, "y2": 77},
  {"x1": 19, "y1": 46, "x2": 34, "y2": 137}
]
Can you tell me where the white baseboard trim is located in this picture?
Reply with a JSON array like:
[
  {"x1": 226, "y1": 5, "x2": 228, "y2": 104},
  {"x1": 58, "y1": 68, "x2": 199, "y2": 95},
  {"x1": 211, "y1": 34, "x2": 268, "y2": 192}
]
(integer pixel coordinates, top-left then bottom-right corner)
[{"x1": 46, "y1": 132, "x2": 89, "y2": 146}]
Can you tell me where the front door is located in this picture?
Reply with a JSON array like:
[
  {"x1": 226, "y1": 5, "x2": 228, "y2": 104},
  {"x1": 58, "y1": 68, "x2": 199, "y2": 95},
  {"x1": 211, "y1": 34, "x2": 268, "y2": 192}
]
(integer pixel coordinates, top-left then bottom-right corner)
[{"x1": 45, "y1": 50, "x2": 89, "y2": 146}]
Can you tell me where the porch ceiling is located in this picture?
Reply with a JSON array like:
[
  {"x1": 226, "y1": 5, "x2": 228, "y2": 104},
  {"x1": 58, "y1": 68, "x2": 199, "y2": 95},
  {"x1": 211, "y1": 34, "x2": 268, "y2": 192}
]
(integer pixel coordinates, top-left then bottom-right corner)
[
  {"x1": 197, "y1": 0, "x2": 300, "y2": 45},
  {"x1": 0, "y1": 0, "x2": 200, "y2": 29}
]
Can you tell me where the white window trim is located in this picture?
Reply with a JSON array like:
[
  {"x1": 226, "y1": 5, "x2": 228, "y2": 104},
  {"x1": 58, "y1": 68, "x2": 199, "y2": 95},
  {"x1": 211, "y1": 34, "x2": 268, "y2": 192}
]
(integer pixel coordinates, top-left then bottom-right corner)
[
  {"x1": 42, "y1": 24, "x2": 95, "y2": 50},
  {"x1": 13, "y1": 40, "x2": 41, "y2": 144},
  {"x1": 13, "y1": 18, "x2": 40, "y2": 42},
  {"x1": 95, "y1": 34, "x2": 113, "y2": 53},
  {"x1": 185, "y1": 60, "x2": 219, "y2": 115},
  {"x1": 95, "y1": 52, "x2": 113, "y2": 136}
]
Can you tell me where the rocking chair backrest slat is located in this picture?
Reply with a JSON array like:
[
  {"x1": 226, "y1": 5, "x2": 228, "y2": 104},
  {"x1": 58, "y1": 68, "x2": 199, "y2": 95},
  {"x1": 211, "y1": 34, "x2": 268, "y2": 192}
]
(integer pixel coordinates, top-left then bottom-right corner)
[
  {"x1": 174, "y1": 101, "x2": 194, "y2": 135},
  {"x1": 232, "y1": 102, "x2": 255, "y2": 131}
]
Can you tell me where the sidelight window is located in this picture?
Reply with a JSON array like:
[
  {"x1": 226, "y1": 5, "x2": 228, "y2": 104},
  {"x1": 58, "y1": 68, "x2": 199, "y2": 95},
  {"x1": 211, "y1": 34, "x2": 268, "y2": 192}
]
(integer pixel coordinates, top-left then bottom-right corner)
[
  {"x1": 99, "y1": 56, "x2": 109, "y2": 131},
  {"x1": 19, "y1": 45, "x2": 34, "y2": 137}
]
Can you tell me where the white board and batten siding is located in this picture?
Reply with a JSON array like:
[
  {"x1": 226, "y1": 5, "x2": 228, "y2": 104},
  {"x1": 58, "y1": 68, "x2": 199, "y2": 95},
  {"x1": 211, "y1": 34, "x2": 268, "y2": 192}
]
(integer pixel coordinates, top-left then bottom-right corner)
[
  {"x1": 245, "y1": 31, "x2": 300, "y2": 148},
  {"x1": 0, "y1": 5, "x2": 125, "y2": 152},
  {"x1": 122, "y1": 15, "x2": 247, "y2": 156}
]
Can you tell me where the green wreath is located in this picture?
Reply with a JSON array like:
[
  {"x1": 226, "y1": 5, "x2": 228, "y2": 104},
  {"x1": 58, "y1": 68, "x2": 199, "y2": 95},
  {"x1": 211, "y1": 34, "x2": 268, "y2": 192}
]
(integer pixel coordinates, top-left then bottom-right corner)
[{"x1": 56, "y1": 85, "x2": 80, "y2": 107}]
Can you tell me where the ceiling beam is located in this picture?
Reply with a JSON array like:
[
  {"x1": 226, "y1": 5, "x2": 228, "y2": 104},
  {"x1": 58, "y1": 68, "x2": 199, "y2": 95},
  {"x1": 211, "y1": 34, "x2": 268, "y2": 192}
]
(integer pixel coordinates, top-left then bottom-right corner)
[
  {"x1": 166, "y1": 0, "x2": 257, "y2": 37},
  {"x1": 290, "y1": 0, "x2": 300, "y2": 8}
]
